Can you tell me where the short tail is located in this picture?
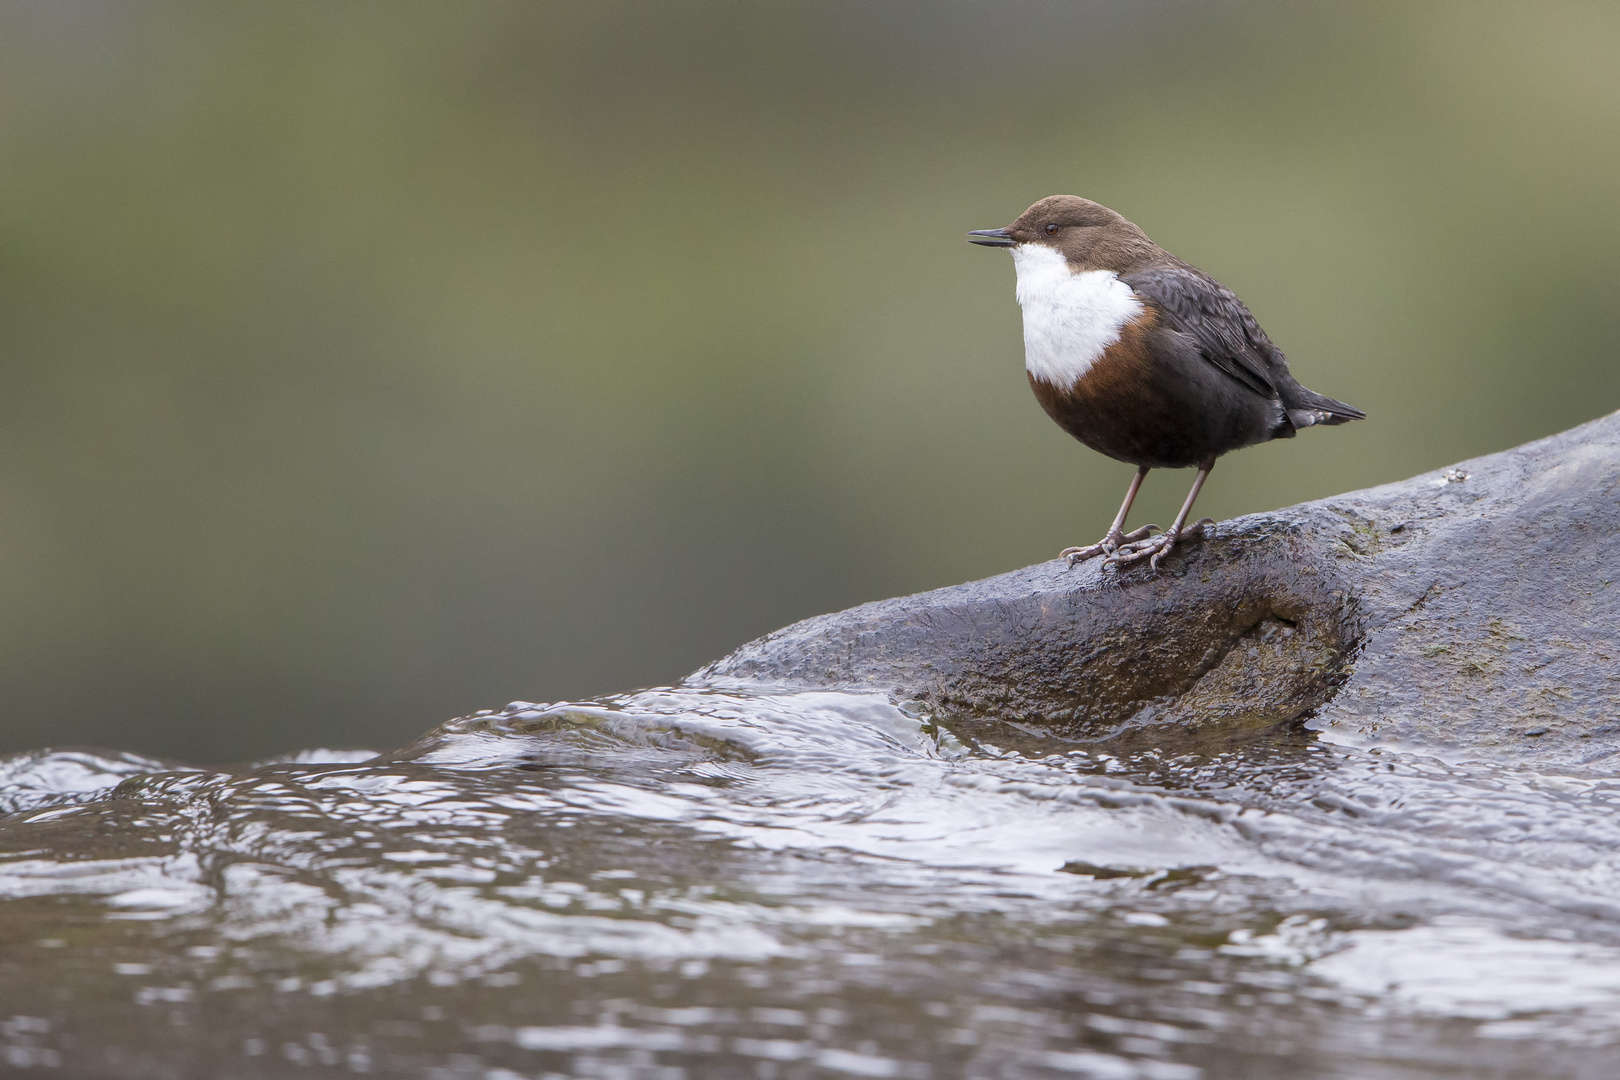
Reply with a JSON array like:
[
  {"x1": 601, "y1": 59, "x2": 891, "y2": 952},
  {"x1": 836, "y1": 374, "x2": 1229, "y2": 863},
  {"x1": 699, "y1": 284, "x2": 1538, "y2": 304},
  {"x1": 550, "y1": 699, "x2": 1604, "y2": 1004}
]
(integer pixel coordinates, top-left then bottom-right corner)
[{"x1": 1286, "y1": 387, "x2": 1365, "y2": 429}]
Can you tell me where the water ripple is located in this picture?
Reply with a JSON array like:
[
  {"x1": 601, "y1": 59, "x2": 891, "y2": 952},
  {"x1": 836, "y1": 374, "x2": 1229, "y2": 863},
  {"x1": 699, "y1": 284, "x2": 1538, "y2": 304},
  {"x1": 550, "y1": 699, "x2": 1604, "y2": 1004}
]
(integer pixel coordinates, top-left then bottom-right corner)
[{"x1": 2, "y1": 687, "x2": 1619, "y2": 1076}]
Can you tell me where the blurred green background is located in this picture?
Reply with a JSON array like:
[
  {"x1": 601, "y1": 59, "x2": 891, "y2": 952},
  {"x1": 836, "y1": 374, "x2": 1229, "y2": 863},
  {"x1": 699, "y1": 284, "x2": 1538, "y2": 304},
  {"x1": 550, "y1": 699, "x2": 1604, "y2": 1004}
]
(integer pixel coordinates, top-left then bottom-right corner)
[{"x1": 1, "y1": 2, "x2": 1616, "y2": 762}]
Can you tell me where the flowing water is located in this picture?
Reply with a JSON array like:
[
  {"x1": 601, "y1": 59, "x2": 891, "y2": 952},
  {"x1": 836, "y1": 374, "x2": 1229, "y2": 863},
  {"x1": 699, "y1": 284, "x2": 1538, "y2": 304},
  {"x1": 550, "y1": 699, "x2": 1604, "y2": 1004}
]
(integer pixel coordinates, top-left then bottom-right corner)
[{"x1": 2, "y1": 687, "x2": 1619, "y2": 1078}]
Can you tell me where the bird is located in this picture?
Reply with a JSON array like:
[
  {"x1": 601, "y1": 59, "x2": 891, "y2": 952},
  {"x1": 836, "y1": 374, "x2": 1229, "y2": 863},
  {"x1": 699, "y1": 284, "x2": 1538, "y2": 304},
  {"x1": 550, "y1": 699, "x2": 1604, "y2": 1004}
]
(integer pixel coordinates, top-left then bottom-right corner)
[{"x1": 968, "y1": 195, "x2": 1364, "y2": 571}]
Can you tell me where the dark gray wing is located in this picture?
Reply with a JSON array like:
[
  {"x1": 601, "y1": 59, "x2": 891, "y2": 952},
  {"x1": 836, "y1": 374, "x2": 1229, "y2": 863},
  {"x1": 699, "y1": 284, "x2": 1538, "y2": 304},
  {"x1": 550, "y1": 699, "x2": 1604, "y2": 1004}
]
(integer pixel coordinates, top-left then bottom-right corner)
[{"x1": 1122, "y1": 265, "x2": 1281, "y2": 400}]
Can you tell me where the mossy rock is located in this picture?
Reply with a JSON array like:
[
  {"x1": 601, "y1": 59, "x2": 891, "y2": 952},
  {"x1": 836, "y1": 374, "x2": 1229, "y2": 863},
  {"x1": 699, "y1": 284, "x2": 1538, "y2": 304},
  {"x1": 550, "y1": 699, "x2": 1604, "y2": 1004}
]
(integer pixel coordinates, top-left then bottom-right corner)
[{"x1": 695, "y1": 411, "x2": 1620, "y2": 767}]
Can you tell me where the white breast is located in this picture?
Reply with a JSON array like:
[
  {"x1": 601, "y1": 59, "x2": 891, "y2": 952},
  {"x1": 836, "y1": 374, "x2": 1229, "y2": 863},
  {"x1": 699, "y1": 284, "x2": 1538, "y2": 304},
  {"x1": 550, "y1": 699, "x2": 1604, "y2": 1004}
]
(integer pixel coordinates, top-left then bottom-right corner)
[{"x1": 1010, "y1": 244, "x2": 1142, "y2": 390}]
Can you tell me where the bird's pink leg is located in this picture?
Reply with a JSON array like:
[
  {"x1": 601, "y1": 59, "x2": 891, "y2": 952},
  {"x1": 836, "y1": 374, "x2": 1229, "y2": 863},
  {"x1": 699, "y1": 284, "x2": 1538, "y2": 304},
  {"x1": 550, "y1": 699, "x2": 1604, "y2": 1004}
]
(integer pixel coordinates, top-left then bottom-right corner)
[
  {"x1": 1062, "y1": 466, "x2": 1158, "y2": 567},
  {"x1": 1107, "y1": 463, "x2": 1216, "y2": 571}
]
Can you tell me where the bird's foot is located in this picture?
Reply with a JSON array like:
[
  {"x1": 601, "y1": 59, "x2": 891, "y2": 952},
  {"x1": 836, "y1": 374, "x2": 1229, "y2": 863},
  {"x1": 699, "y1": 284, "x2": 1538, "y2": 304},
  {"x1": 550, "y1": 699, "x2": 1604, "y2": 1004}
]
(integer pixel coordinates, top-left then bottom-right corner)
[
  {"x1": 1061, "y1": 524, "x2": 1160, "y2": 568},
  {"x1": 1104, "y1": 518, "x2": 1216, "y2": 572}
]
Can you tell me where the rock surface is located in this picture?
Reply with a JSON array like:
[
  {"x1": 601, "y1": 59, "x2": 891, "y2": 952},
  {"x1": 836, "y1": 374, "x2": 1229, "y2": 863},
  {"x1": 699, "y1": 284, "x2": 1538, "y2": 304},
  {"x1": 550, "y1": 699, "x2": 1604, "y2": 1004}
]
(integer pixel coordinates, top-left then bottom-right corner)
[{"x1": 694, "y1": 412, "x2": 1620, "y2": 766}]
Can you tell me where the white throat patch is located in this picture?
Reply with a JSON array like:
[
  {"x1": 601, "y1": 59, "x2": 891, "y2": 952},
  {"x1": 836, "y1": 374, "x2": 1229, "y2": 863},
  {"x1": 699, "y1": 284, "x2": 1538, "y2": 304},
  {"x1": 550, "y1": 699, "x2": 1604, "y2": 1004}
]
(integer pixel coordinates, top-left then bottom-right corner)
[{"x1": 1010, "y1": 244, "x2": 1142, "y2": 389}]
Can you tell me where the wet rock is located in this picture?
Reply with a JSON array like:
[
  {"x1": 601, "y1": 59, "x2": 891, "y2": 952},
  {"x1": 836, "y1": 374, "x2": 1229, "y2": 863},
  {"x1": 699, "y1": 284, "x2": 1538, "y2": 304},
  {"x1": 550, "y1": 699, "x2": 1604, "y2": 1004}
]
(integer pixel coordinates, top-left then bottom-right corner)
[{"x1": 694, "y1": 411, "x2": 1620, "y2": 766}]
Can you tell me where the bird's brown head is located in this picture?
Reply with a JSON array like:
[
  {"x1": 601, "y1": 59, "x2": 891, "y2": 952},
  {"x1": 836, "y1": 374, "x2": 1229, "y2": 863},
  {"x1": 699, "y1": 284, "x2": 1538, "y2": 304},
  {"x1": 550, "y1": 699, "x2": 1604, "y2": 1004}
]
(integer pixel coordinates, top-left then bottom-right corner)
[{"x1": 969, "y1": 195, "x2": 1158, "y2": 272}]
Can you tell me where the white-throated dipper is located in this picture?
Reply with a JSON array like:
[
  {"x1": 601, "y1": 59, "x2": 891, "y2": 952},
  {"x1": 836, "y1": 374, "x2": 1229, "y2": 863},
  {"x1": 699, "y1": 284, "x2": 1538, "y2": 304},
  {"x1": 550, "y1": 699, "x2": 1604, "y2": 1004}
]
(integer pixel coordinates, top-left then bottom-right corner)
[{"x1": 969, "y1": 195, "x2": 1364, "y2": 570}]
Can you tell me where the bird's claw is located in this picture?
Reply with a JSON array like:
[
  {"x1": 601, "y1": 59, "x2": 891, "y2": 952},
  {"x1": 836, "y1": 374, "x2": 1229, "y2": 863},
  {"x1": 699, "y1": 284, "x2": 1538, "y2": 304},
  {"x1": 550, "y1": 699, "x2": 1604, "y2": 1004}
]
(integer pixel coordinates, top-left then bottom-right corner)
[
  {"x1": 1061, "y1": 524, "x2": 1161, "y2": 568},
  {"x1": 1102, "y1": 519, "x2": 1214, "y2": 571}
]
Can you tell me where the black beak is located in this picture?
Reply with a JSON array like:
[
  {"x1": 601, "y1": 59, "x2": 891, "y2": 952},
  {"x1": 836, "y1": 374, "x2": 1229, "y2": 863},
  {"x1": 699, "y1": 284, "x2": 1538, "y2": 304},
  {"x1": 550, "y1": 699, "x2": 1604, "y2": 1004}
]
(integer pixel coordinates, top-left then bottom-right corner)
[{"x1": 967, "y1": 227, "x2": 1015, "y2": 248}]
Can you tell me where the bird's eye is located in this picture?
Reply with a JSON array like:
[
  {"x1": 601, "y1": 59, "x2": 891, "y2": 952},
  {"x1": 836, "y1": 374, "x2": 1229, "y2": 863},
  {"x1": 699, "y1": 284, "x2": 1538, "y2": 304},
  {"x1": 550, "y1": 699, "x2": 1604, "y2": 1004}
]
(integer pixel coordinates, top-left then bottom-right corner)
[{"x1": 1045, "y1": 223, "x2": 1060, "y2": 235}]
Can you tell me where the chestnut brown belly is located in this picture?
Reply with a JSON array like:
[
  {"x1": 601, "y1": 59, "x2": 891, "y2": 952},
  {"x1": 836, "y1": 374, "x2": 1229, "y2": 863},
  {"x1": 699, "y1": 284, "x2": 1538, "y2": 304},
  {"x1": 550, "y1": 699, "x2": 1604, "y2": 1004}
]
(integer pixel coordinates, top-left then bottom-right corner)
[{"x1": 1027, "y1": 319, "x2": 1281, "y2": 470}]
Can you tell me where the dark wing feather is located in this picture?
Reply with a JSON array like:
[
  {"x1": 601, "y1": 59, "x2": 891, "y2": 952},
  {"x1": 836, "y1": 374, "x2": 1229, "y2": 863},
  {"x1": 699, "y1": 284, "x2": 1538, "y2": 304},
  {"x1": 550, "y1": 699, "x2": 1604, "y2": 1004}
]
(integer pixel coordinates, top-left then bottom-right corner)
[{"x1": 1122, "y1": 265, "x2": 1281, "y2": 400}]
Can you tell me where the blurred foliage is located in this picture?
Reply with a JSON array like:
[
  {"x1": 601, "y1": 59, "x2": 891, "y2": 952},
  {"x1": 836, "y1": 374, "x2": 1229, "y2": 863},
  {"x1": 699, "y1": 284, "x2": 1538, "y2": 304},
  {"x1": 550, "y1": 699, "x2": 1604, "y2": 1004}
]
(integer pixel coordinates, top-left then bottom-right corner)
[{"x1": 0, "y1": 2, "x2": 1616, "y2": 760}]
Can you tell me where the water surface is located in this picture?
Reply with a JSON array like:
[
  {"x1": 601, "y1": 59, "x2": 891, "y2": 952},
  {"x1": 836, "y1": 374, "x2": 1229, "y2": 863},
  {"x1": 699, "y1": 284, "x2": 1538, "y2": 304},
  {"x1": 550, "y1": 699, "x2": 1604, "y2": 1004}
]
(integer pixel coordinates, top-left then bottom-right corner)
[{"x1": 2, "y1": 688, "x2": 1618, "y2": 1078}]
